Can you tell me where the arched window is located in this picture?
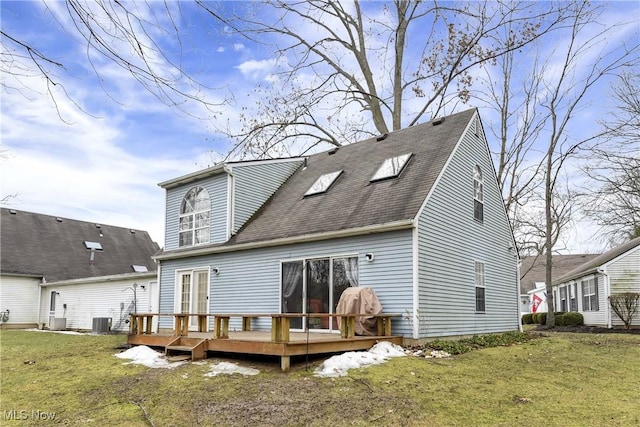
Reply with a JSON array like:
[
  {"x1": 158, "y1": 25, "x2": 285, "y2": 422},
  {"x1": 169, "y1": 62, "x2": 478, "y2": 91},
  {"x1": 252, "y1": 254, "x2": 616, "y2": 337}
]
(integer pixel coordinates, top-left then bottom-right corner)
[
  {"x1": 179, "y1": 187, "x2": 210, "y2": 247},
  {"x1": 473, "y1": 165, "x2": 484, "y2": 222}
]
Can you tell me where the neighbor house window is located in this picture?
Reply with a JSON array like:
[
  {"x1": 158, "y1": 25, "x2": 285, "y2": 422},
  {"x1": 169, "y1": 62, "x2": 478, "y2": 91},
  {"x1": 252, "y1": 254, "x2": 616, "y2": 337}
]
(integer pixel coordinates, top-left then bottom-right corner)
[
  {"x1": 473, "y1": 165, "x2": 484, "y2": 222},
  {"x1": 475, "y1": 261, "x2": 485, "y2": 312},
  {"x1": 559, "y1": 286, "x2": 567, "y2": 312},
  {"x1": 179, "y1": 187, "x2": 210, "y2": 247},
  {"x1": 581, "y1": 278, "x2": 599, "y2": 311},
  {"x1": 570, "y1": 284, "x2": 578, "y2": 312}
]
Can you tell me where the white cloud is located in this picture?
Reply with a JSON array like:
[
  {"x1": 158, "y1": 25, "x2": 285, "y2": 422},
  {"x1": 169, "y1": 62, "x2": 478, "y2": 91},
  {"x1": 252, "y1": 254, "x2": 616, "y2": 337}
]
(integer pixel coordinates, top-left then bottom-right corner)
[
  {"x1": 235, "y1": 58, "x2": 279, "y2": 81},
  {"x1": 233, "y1": 43, "x2": 245, "y2": 51}
]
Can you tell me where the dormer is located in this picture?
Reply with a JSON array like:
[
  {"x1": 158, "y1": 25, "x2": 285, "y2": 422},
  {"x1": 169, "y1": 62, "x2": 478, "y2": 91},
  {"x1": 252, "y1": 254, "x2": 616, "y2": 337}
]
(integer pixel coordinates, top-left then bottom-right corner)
[{"x1": 159, "y1": 158, "x2": 304, "y2": 251}]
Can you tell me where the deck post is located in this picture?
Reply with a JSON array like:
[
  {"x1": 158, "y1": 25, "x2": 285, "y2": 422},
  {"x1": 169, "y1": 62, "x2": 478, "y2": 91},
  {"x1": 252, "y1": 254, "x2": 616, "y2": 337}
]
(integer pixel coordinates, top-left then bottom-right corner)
[
  {"x1": 242, "y1": 317, "x2": 251, "y2": 331},
  {"x1": 271, "y1": 315, "x2": 290, "y2": 343},
  {"x1": 281, "y1": 356, "x2": 291, "y2": 372},
  {"x1": 145, "y1": 315, "x2": 153, "y2": 334},
  {"x1": 174, "y1": 314, "x2": 188, "y2": 336},
  {"x1": 197, "y1": 314, "x2": 207, "y2": 332},
  {"x1": 340, "y1": 315, "x2": 355, "y2": 338},
  {"x1": 214, "y1": 316, "x2": 229, "y2": 339}
]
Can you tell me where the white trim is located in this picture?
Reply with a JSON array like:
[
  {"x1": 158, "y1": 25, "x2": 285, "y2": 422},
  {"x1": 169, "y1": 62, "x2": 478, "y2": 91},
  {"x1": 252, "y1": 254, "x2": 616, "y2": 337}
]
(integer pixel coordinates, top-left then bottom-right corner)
[
  {"x1": 412, "y1": 226, "x2": 419, "y2": 339},
  {"x1": 174, "y1": 266, "x2": 211, "y2": 330},
  {"x1": 155, "y1": 219, "x2": 414, "y2": 261},
  {"x1": 40, "y1": 271, "x2": 156, "y2": 287},
  {"x1": 224, "y1": 166, "x2": 235, "y2": 239},
  {"x1": 159, "y1": 157, "x2": 305, "y2": 189}
]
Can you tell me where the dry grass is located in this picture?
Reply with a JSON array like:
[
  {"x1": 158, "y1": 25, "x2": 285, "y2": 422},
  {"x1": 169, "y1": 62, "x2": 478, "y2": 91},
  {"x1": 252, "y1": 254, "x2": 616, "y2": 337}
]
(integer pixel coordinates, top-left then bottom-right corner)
[{"x1": 1, "y1": 330, "x2": 639, "y2": 426}]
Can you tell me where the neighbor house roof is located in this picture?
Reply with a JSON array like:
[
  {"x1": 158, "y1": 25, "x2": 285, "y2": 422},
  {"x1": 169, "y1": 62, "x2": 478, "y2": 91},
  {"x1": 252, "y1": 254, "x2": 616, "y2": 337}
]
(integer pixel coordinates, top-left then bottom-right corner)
[
  {"x1": 520, "y1": 254, "x2": 600, "y2": 294},
  {"x1": 229, "y1": 109, "x2": 478, "y2": 246},
  {"x1": 0, "y1": 208, "x2": 159, "y2": 283},
  {"x1": 553, "y1": 236, "x2": 640, "y2": 285}
]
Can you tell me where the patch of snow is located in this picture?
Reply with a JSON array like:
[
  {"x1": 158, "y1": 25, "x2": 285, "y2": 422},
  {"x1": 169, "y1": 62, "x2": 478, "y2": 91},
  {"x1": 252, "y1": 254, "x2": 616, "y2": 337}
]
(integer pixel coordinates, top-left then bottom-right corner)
[
  {"x1": 204, "y1": 361, "x2": 260, "y2": 377},
  {"x1": 314, "y1": 341, "x2": 406, "y2": 378},
  {"x1": 25, "y1": 328, "x2": 86, "y2": 335},
  {"x1": 115, "y1": 345, "x2": 185, "y2": 369}
]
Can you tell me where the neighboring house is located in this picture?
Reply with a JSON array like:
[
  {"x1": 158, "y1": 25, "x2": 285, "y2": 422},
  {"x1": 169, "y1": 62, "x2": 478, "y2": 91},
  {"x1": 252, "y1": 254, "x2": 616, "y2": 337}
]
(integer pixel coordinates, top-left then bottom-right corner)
[
  {"x1": 0, "y1": 209, "x2": 159, "y2": 331},
  {"x1": 154, "y1": 108, "x2": 520, "y2": 341},
  {"x1": 552, "y1": 237, "x2": 640, "y2": 328},
  {"x1": 519, "y1": 254, "x2": 600, "y2": 314}
]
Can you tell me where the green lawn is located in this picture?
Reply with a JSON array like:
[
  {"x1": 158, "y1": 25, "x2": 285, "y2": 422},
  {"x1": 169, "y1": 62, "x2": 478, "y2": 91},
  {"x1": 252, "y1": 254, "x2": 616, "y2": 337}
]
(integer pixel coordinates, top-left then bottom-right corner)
[{"x1": 1, "y1": 330, "x2": 639, "y2": 426}]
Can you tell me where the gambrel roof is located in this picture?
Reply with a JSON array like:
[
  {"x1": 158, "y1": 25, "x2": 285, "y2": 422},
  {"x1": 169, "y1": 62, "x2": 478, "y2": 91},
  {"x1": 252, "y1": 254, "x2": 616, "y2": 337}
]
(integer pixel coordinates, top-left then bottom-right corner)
[
  {"x1": 553, "y1": 236, "x2": 640, "y2": 285},
  {"x1": 0, "y1": 208, "x2": 159, "y2": 282}
]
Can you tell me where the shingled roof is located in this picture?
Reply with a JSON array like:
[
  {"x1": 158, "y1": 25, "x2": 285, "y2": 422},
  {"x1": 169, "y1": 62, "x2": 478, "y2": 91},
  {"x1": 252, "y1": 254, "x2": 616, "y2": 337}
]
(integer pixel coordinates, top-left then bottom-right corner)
[
  {"x1": 1, "y1": 208, "x2": 159, "y2": 283},
  {"x1": 520, "y1": 254, "x2": 600, "y2": 294},
  {"x1": 553, "y1": 236, "x2": 640, "y2": 285},
  {"x1": 227, "y1": 109, "x2": 477, "y2": 246}
]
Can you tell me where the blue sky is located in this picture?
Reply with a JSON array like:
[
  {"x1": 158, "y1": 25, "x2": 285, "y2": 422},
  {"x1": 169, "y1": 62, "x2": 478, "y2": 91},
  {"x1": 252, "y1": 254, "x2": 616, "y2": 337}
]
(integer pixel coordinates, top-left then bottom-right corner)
[{"x1": 1, "y1": 1, "x2": 638, "y2": 252}]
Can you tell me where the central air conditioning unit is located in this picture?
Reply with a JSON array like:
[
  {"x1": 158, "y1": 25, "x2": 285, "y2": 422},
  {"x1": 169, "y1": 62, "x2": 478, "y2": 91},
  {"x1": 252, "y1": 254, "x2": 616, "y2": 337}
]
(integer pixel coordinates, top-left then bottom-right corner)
[
  {"x1": 92, "y1": 317, "x2": 112, "y2": 334},
  {"x1": 50, "y1": 318, "x2": 67, "y2": 331}
]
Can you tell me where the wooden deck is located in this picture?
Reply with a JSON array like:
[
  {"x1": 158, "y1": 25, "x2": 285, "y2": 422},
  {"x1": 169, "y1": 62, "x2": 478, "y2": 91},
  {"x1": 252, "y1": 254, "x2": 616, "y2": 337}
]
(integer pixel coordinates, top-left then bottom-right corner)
[{"x1": 127, "y1": 313, "x2": 403, "y2": 371}]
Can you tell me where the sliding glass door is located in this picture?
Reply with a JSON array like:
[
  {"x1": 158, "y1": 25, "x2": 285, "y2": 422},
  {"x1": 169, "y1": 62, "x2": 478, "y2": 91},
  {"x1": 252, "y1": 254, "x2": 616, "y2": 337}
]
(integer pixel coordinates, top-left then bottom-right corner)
[{"x1": 281, "y1": 256, "x2": 358, "y2": 331}]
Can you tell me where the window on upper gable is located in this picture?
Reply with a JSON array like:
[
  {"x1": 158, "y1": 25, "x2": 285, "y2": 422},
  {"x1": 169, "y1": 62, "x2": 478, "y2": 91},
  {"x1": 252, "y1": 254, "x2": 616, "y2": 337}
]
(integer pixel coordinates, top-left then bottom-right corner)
[
  {"x1": 179, "y1": 186, "x2": 210, "y2": 247},
  {"x1": 371, "y1": 153, "x2": 412, "y2": 182},
  {"x1": 473, "y1": 165, "x2": 484, "y2": 222},
  {"x1": 305, "y1": 170, "x2": 343, "y2": 196}
]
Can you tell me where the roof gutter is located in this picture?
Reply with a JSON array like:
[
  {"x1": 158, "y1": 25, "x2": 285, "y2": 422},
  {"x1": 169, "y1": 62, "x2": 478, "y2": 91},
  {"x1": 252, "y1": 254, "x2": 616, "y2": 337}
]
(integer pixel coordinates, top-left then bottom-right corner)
[
  {"x1": 155, "y1": 219, "x2": 415, "y2": 261},
  {"x1": 41, "y1": 271, "x2": 157, "y2": 287}
]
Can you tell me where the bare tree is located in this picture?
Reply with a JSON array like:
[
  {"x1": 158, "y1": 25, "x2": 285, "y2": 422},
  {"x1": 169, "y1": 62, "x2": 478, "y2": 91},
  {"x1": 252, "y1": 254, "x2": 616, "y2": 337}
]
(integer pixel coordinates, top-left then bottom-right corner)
[
  {"x1": 536, "y1": 3, "x2": 639, "y2": 327},
  {"x1": 196, "y1": 0, "x2": 575, "y2": 158},
  {"x1": 582, "y1": 72, "x2": 640, "y2": 245},
  {"x1": 1, "y1": 1, "x2": 224, "y2": 120}
]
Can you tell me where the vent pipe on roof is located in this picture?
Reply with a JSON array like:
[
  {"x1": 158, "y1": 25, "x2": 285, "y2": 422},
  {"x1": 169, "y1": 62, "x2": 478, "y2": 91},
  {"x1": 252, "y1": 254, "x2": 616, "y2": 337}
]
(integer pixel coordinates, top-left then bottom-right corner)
[
  {"x1": 328, "y1": 148, "x2": 339, "y2": 155},
  {"x1": 9, "y1": 210, "x2": 16, "y2": 215},
  {"x1": 432, "y1": 117, "x2": 445, "y2": 126},
  {"x1": 376, "y1": 133, "x2": 388, "y2": 141},
  {"x1": 56, "y1": 217, "x2": 63, "y2": 222}
]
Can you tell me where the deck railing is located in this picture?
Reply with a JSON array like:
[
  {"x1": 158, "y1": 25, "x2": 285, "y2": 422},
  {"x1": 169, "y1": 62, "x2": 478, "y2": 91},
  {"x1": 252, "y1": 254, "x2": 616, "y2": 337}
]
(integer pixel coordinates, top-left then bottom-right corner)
[{"x1": 129, "y1": 312, "x2": 400, "y2": 342}]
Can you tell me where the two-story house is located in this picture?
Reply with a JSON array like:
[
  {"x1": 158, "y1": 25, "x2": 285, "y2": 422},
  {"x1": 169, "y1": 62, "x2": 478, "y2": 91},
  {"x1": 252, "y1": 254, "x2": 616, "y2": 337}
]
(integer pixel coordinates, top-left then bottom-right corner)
[{"x1": 153, "y1": 108, "x2": 519, "y2": 341}]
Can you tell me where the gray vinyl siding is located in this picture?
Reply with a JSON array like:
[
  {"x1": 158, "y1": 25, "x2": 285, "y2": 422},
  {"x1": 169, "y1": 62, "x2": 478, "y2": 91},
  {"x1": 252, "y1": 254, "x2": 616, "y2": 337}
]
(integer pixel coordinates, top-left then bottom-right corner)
[
  {"x1": 158, "y1": 229, "x2": 414, "y2": 335},
  {"x1": 164, "y1": 173, "x2": 228, "y2": 251},
  {"x1": 417, "y1": 116, "x2": 519, "y2": 338},
  {"x1": 232, "y1": 161, "x2": 303, "y2": 233}
]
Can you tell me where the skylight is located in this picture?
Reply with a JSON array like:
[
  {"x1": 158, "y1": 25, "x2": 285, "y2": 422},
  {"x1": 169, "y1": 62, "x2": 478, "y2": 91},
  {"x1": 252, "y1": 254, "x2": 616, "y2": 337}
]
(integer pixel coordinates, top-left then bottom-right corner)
[
  {"x1": 370, "y1": 153, "x2": 412, "y2": 181},
  {"x1": 84, "y1": 241, "x2": 103, "y2": 250},
  {"x1": 132, "y1": 265, "x2": 148, "y2": 272},
  {"x1": 305, "y1": 170, "x2": 343, "y2": 196}
]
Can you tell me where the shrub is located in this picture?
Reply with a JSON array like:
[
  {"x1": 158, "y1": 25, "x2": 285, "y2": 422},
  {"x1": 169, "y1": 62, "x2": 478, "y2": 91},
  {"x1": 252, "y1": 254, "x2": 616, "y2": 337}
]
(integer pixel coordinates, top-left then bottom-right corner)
[
  {"x1": 535, "y1": 312, "x2": 547, "y2": 325},
  {"x1": 561, "y1": 312, "x2": 584, "y2": 326},
  {"x1": 555, "y1": 314, "x2": 565, "y2": 326},
  {"x1": 425, "y1": 331, "x2": 535, "y2": 355},
  {"x1": 522, "y1": 313, "x2": 534, "y2": 324}
]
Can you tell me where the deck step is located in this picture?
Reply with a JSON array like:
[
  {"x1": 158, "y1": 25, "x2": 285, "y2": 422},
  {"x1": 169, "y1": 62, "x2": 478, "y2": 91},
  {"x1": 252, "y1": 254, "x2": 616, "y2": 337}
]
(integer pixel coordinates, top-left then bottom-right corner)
[{"x1": 165, "y1": 337, "x2": 207, "y2": 361}]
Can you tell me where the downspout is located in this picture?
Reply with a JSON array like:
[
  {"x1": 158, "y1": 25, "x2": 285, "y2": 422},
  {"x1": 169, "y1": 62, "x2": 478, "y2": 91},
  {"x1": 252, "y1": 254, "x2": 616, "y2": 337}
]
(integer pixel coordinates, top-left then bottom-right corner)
[
  {"x1": 516, "y1": 258, "x2": 523, "y2": 332},
  {"x1": 155, "y1": 261, "x2": 161, "y2": 333},
  {"x1": 597, "y1": 267, "x2": 611, "y2": 328},
  {"x1": 412, "y1": 226, "x2": 419, "y2": 340},
  {"x1": 36, "y1": 276, "x2": 46, "y2": 328},
  {"x1": 224, "y1": 165, "x2": 235, "y2": 240}
]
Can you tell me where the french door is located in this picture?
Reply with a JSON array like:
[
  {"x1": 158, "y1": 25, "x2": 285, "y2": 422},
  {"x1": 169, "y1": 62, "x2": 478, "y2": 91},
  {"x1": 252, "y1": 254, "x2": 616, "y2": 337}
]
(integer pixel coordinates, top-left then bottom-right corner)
[
  {"x1": 281, "y1": 256, "x2": 358, "y2": 331},
  {"x1": 178, "y1": 269, "x2": 209, "y2": 331}
]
